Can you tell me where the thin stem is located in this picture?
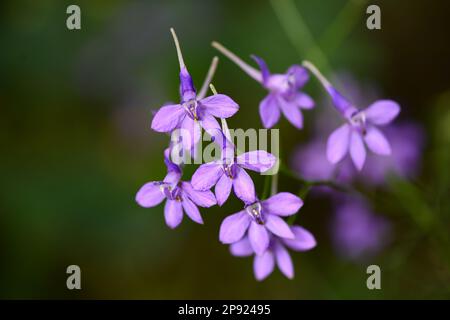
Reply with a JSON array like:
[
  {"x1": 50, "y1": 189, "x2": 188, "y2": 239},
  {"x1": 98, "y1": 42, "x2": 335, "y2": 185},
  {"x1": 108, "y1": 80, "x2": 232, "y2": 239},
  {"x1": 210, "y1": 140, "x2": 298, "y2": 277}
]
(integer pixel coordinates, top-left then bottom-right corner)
[
  {"x1": 210, "y1": 84, "x2": 232, "y2": 143},
  {"x1": 270, "y1": 173, "x2": 279, "y2": 196},
  {"x1": 170, "y1": 27, "x2": 185, "y2": 70},
  {"x1": 302, "y1": 60, "x2": 332, "y2": 88},
  {"x1": 270, "y1": 0, "x2": 330, "y2": 72},
  {"x1": 211, "y1": 41, "x2": 262, "y2": 82},
  {"x1": 197, "y1": 56, "x2": 219, "y2": 100}
]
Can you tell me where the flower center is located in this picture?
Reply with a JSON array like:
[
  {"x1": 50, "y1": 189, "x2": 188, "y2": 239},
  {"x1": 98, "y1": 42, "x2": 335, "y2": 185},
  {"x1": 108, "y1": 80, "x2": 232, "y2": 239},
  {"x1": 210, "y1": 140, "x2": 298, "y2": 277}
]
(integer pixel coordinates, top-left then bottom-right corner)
[
  {"x1": 245, "y1": 202, "x2": 264, "y2": 225},
  {"x1": 223, "y1": 163, "x2": 236, "y2": 179},
  {"x1": 349, "y1": 110, "x2": 367, "y2": 135},
  {"x1": 160, "y1": 183, "x2": 182, "y2": 201},
  {"x1": 183, "y1": 99, "x2": 198, "y2": 120}
]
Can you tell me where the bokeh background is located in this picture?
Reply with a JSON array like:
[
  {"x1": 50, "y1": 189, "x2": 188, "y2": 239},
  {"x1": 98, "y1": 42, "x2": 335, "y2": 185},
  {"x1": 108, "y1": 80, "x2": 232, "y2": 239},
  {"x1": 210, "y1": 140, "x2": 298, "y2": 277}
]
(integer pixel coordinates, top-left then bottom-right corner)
[{"x1": 1, "y1": 0, "x2": 449, "y2": 299}]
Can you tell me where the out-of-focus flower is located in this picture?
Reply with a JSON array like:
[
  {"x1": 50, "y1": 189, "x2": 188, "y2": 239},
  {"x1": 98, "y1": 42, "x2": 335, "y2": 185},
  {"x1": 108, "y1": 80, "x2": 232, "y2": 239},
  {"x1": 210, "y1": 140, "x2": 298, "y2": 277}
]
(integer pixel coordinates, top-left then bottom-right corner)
[
  {"x1": 219, "y1": 193, "x2": 302, "y2": 255},
  {"x1": 191, "y1": 139, "x2": 276, "y2": 205},
  {"x1": 331, "y1": 196, "x2": 391, "y2": 261},
  {"x1": 151, "y1": 30, "x2": 239, "y2": 151},
  {"x1": 303, "y1": 62, "x2": 400, "y2": 171},
  {"x1": 212, "y1": 42, "x2": 314, "y2": 129},
  {"x1": 135, "y1": 149, "x2": 216, "y2": 229},
  {"x1": 230, "y1": 225, "x2": 316, "y2": 281}
]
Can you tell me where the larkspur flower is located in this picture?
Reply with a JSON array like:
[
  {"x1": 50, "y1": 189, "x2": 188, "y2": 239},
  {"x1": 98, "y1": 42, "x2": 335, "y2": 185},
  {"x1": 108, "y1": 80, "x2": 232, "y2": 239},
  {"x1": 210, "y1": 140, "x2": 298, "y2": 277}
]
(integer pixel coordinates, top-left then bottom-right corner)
[
  {"x1": 230, "y1": 226, "x2": 316, "y2": 281},
  {"x1": 191, "y1": 137, "x2": 276, "y2": 205},
  {"x1": 303, "y1": 61, "x2": 401, "y2": 171},
  {"x1": 331, "y1": 196, "x2": 391, "y2": 262},
  {"x1": 151, "y1": 29, "x2": 239, "y2": 151},
  {"x1": 135, "y1": 149, "x2": 216, "y2": 229},
  {"x1": 219, "y1": 192, "x2": 303, "y2": 255},
  {"x1": 212, "y1": 42, "x2": 314, "y2": 129}
]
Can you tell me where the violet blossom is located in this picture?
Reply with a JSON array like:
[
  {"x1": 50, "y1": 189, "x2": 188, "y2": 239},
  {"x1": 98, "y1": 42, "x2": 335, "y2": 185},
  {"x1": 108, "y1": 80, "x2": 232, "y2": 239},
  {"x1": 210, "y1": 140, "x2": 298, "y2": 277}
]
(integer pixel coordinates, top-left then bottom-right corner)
[
  {"x1": 151, "y1": 29, "x2": 239, "y2": 151},
  {"x1": 219, "y1": 192, "x2": 303, "y2": 255},
  {"x1": 135, "y1": 149, "x2": 216, "y2": 229},
  {"x1": 191, "y1": 138, "x2": 276, "y2": 205},
  {"x1": 230, "y1": 226, "x2": 316, "y2": 281},
  {"x1": 303, "y1": 61, "x2": 401, "y2": 171},
  {"x1": 212, "y1": 42, "x2": 314, "y2": 129}
]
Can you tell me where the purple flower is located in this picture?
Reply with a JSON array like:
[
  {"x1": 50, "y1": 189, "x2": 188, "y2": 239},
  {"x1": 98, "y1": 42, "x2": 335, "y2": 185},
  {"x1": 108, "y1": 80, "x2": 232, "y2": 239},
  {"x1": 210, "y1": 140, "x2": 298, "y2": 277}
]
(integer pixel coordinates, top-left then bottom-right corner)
[
  {"x1": 212, "y1": 42, "x2": 314, "y2": 129},
  {"x1": 135, "y1": 149, "x2": 216, "y2": 229},
  {"x1": 331, "y1": 196, "x2": 391, "y2": 262},
  {"x1": 303, "y1": 62, "x2": 401, "y2": 171},
  {"x1": 191, "y1": 140, "x2": 276, "y2": 205},
  {"x1": 151, "y1": 30, "x2": 239, "y2": 151},
  {"x1": 230, "y1": 226, "x2": 316, "y2": 281},
  {"x1": 219, "y1": 193, "x2": 303, "y2": 255}
]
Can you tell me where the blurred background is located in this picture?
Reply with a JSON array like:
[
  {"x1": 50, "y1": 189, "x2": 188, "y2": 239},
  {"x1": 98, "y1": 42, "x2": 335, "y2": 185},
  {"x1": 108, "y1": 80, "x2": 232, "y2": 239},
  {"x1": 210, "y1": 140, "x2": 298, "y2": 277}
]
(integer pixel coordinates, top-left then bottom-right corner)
[{"x1": 1, "y1": 0, "x2": 449, "y2": 299}]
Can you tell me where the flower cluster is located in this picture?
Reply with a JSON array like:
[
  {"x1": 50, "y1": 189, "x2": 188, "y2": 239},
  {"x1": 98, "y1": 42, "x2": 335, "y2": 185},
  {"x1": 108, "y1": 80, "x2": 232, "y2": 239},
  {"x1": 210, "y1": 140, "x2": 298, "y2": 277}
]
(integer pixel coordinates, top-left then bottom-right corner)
[{"x1": 136, "y1": 28, "x2": 403, "y2": 280}]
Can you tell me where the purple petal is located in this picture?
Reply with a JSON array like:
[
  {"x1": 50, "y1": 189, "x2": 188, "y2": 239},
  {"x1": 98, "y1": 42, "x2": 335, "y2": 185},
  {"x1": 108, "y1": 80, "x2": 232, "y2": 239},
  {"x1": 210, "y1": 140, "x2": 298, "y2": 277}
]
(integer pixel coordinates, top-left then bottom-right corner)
[
  {"x1": 191, "y1": 161, "x2": 223, "y2": 191},
  {"x1": 350, "y1": 131, "x2": 366, "y2": 171},
  {"x1": 219, "y1": 211, "x2": 251, "y2": 244},
  {"x1": 253, "y1": 251, "x2": 275, "y2": 281},
  {"x1": 326, "y1": 86, "x2": 354, "y2": 115},
  {"x1": 364, "y1": 100, "x2": 400, "y2": 125},
  {"x1": 230, "y1": 237, "x2": 254, "y2": 257},
  {"x1": 274, "y1": 242, "x2": 294, "y2": 279},
  {"x1": 278, "y1": 97, "x2": 303, "y2": 129},
  {"x1": 181, "y1": 182, "x2": 217, "y2": 207},
  {"x1": 200, "y1": 114, "x2": 224, "y2": 147},
  {"x1": 232, "y1": 167, "x2": 256, "y2": 204},
  {"x1": 151, "y1": 104, "x2": 185, "y2": 132},
  {"x1": 164, "y1": 200, "x2": 183, "y2": 229},
  {"x1": 251, "y1": 55, "x2": 271, "y2": 83},
  {"x1": 181, "y1": 196, "x2": 203, "y2": 224},
  {"x1": 180, "y1": 116, "x2": 201, "y2": 151},
  {"x1": 248, "y1": 222, "x2": 270, "y2": 255},
  {"x1": 261, "y1": 192, "x2": 303, "y2": 216},
  {"x1": 200, "y1": 94, "x2": 239, "y2": 118},
  {"x1": 265, "y1": 214, "x2": 295, "y2": 239},
  {"x1": 282, "y1": 226, "x2": 317, "y2": 251},
  {"x1": 364, "y1": 126, "x2": 391, "y2": 155},
  {"x1": 215, "y1": 174, "x2": 233, "y2": 206},
  {"x1": 135, "y1": 182, "x2": 165, "y2": 208},
  {"x1": 236, "y1": 150, "x2": 276, "y2": 173},
  {"x1": 259, "y1": 93, "x2": 281, "y2": 128},
  {"x1": 287, "y1": 65, "x2": 309, "y2": 88},
  {"x1": 327, "y1": 124, "x2": 350, "y2": 164},
  {"x1": 295, "y1": 92, "x2": 315, "y2": 109}
]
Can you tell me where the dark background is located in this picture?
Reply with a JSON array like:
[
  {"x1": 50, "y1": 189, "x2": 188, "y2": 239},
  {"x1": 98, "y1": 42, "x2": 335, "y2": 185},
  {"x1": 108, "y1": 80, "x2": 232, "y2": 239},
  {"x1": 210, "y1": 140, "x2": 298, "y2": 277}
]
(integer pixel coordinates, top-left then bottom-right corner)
[{"x1": 0, "y1": 0, "x2": 449, "y2": 299}]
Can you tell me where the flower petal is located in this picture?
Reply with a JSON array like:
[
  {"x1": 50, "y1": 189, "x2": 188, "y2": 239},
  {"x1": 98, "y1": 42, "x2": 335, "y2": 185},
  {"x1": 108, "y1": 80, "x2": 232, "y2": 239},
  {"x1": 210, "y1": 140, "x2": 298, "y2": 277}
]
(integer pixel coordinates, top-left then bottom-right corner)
[
  {"x1": 236, "y1": 150, "x2": 276, "y2": 173},
  {"x1": 180, "y1": 116, "x2": 201, "y2": 151},
  {"x1": 282, "y1": 226, "x2": 317, "y2": 251},
  {"x1": 253, "y1": 250, "x2": 275, "y2": 281},
  {"x1": 219, "y1": 211, "x2": 251, "y2": 244},
  {"x1": 261, "y1": 192, "x2": 303, "y2": 216},
  {"x1": 181, "y1": 196, "x2": 203, "y2": 224},
  {"x1": 364, "y1": 100, "x2": 400, "y2": 125},
  {"x1": 287, "y1": 65, "x2": 309, "y2": 88},
  {"x1": 327, "y1": 124, "x2": 351, "y2": 164},
  {"x1": 259, "y1": 93, "x2": 281, "y2": 129},
  {"x1": 278, "y1": 97, "x2": 303, "y2": 129},
  {"x1": 200, "y1": 94, "x2": 239, "y2": 118},
  {"x1": 232, "y1": 167, "x2": 256, "y2": 204},
  {"x1": 265, "y1": 214, "x2": 295, "y2": 239},
  {"x1": 364, "y1": 126, "x2": 391, "y2": 155},
  {"x1": 200, "y1": 114, "x2": 224, "y2": 147},
  {"x1": 135, "y1": 182, "x2": 165, "y2": 208},
  {"x1": 191, "y1": 162, "x2": 223, "y2": 191},
  {"x1": 251, "y1": 55, "x2": 271, "y2": 83},
  {"x1": 248, "y1": 222, "x2": 270, "y2": 255},
  {"x1": 230, "y1": 237, "x2": 254, "y2": 257},
  {"x1": 295, "y1": 92, "x2": 315, "y2": 109},
  {"x1": 150, "y1": 104, "x2": 185, "y2": 132},
  {"x1": 274, "y1": 242, "x2": 294, "y2": 279},
  {"x1": 215, "y1": 174, "x2": 233, "y2": 206},
  {"x1": 164, "y1": 200, "x2": 183, "y2": 229},
  {"x1": 181, "y1": 182, "x2": 217, "y2": 207},
  {"x1": 350, "y1": 131, "x2": 366, "y2": 171}
]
